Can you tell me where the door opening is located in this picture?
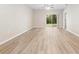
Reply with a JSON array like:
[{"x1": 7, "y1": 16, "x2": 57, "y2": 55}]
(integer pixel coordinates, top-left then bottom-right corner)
[
  {"x1": 64, "y1": 13, "x2": 67, "y2": 29},
  {"x1": 46, "y1": 14, "x2": 57, "y2": 27}
]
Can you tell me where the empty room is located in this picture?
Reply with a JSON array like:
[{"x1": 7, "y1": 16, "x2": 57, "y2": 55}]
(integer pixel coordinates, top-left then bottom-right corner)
[{"x1": 0, "y1": 4, "x2": 79, "y2": 54}]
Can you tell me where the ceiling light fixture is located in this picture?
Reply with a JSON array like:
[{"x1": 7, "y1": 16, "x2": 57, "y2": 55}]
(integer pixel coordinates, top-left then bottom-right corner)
[
  {"x1": 45, "y1": 7, "x2": 50, "y2": 10},
  {"x1": 45, "y1": 4, "x2": 54, "y2": 10}
]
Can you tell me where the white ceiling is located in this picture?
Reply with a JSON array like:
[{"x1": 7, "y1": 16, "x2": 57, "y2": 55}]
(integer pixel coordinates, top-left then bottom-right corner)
[{"x1": 28, "y1": 4, "x2": 66, "y2": 10}]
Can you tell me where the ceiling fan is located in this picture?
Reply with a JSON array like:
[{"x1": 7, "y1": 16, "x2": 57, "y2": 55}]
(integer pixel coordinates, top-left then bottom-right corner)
[{"x1": 44, "y1": 4, "x2": 54, "y2": 10}]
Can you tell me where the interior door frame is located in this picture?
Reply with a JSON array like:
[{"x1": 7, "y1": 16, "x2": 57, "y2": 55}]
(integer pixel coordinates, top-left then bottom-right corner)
[{"x1": 64, "y1": 12, "x2": 67, "y2": 29}]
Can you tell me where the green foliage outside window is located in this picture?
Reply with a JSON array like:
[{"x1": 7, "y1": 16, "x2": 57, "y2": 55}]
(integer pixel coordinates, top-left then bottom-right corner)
[{"x1": 46, "y1": 14, "x2": 57, "y2": 24}]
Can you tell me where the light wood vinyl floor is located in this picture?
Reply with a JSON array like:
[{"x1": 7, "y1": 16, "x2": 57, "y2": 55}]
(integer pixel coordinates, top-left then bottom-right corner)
[{"x1": 0, "y1": 27, "x2": 79, "y2": 54}]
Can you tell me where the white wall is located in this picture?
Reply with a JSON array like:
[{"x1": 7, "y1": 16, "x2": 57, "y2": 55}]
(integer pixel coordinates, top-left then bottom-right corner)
[
  {"x1": 0, "y1": 4, "x2": 33, "y2": 44},
  {"x1": 58, "y1": 10, "x2": 63, "y2": 28},
  {"x1": 63, "y1": 5, "x2": 79, "y2": 36},
  {"x1": 33, "y1": 9, "x2": 63, "y2": 28}
]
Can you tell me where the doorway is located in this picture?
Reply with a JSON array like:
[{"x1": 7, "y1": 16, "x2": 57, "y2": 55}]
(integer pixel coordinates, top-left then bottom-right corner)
[
  {"x1": 63, "y1": 12, "x2": 67, "y2": 29},
  {"x1": 46, "y1": 14, "x2": 57, "y2": 27}
]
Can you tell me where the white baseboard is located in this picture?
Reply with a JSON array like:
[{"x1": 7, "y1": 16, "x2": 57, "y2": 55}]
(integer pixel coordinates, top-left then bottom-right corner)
[
  {"x1": 33, "y1": 26, "x2": 45, "y2": 28},
  {"x1": 0, "y1": 27, "x2": 33, "y2": 45},
  {"x1": 66, "y1": 29, "x2": 79, "y2": 37}
]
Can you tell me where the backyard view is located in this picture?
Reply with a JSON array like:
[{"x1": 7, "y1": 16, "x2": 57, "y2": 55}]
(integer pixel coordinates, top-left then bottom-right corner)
[{"x1": 46, "y1": 14, "x2": 57, "y2": 27}]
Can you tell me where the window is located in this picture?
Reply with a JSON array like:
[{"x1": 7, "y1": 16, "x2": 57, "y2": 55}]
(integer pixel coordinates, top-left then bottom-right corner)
[{"x1": 46, "y1": 14, "x2": 57, "y2": 24}]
